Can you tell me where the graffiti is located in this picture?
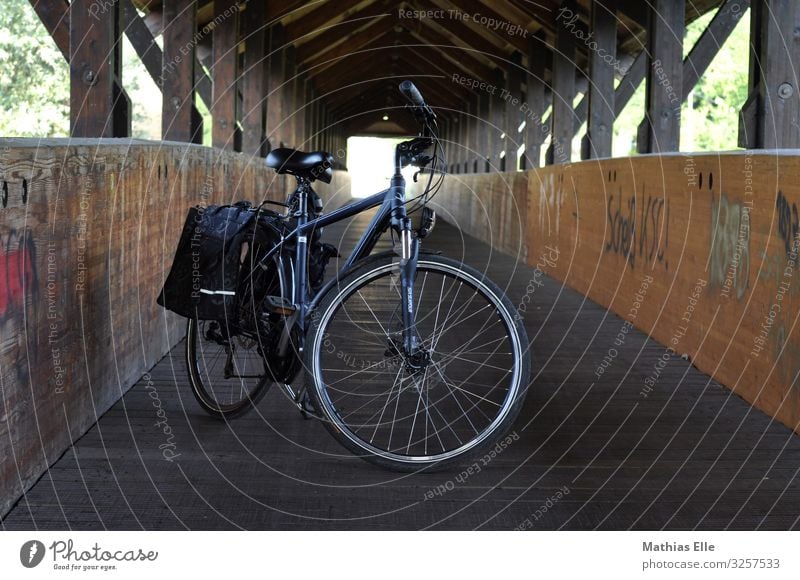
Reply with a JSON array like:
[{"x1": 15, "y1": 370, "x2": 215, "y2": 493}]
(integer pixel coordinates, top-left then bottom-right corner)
[
  {"x1": 604, "y1": 186, "x2": 670, "y2": 270},
  {"x1": 776, "y1": 191, "x2": 800, "y2": 257},
  {"x1": 710, "y1": 193, "x2": 751, "y2": 300},
  {"x1": 538, "y1": 173, "x2": 564, "y2": 236},
  {"x1": 0, "y1": 229, "x2": 38, "y2": 322}
]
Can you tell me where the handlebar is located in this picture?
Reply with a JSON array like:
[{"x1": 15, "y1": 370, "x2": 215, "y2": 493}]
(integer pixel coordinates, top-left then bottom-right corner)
[
  {"x1": 399, "y1": 80, "x2": 427, "y2": 108},
  {"x1": 398, "y1": 80, "x2": 437, "y2": 126}
]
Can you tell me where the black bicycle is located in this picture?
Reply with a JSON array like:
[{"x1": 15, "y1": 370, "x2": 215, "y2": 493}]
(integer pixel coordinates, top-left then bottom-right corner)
[{"x1": 184, "y1": 81, "x2": 531, "y2": 471}]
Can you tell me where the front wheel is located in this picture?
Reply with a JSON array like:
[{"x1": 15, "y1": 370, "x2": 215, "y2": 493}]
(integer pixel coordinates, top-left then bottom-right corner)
[{"x1": 305, "y1": 254, "x2": 531, "y2": 471}]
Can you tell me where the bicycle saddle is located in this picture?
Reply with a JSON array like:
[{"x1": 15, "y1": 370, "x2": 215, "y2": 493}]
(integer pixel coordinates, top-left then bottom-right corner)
[{"x1": 265, "y1": 148, "x2": 334, "y2": 183}]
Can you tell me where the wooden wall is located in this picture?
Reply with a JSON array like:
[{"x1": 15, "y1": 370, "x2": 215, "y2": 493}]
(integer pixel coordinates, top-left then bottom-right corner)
[
  {"x1": 0, "y1": 138, "x2": 348, "y2": 516},
  {"x1": 424, "y1": 151, "x2": 800, "y2": 436},
  {"x1": 424, "y1": 171, "x2": 529, "y2": 263}
]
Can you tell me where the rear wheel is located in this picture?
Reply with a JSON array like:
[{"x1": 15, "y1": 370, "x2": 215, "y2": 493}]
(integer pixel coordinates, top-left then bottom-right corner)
[
  {"x1": 185, "y1": 317, "x2": 272, "y2": 419},
  {"x1": 305, "y1": 254, "x2": 531, "y2": 471},
  {"x1": 185, "y1": 250, "x2": 291, "y2": 420}
]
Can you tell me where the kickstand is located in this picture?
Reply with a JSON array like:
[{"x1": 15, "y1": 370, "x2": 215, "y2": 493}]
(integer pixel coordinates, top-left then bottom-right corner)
[
  {"x1": 278, "y1": 383, "x2": 322, "y2": 420},
  {"x1": 298, "y1": 391, "x2": 316, "y2": 420}
]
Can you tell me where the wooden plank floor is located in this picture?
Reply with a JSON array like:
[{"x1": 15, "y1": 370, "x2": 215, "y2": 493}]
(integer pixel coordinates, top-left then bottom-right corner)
[{"x1": 4, "y1": 207, "x2": 800, "y2": 530}]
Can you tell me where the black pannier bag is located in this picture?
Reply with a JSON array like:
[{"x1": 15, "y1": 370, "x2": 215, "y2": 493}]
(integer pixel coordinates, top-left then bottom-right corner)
[{"x1": 157, "y1": 202, "x2": 257, "y2": 320}]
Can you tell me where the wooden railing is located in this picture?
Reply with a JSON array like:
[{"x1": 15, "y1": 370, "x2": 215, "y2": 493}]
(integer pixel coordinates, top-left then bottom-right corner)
[
  {"x1": 421, "y1": 151, "x2": 800, "y2": 438},
  {"x1": 0, "y1": 138, "x2": 348, "y2": 516}
]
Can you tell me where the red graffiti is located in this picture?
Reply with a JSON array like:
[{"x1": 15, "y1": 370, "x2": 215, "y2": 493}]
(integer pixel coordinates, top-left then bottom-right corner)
[{"x1": 0, "y1": 231, "x2": 37, "y2": 318}]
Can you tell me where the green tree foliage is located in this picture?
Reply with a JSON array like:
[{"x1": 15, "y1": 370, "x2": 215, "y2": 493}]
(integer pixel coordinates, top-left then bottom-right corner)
[{"x1": 0, "y1": 0, "x2": 69, "y2": 137}]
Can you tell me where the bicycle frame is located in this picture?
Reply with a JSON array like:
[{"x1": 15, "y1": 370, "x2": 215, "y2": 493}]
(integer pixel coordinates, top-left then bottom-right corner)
[{"x1": 271, "y1": 168, "x2": 420, "y2": 357}]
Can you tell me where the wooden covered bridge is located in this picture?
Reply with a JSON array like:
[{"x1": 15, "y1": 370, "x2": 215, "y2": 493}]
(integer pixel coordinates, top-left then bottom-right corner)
[{"x1": 3, "y1": 0, "x2": 800, "y2": 529}]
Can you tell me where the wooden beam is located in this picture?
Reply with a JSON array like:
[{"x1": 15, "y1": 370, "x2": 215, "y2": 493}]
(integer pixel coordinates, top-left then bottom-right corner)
[
  {"x1": 548, "y1": 1, "x2": 577, "y2": 165},
  {"x1": 325, "y1": 66, "x2": 464, "y2": 118},
  {"x1": 505, "y1": 51, "x2": 524, "y2": 171},
  {"x1": 284, "y1": 44, "x2": 299, "y2": 147},
  {"x1": 523, "y1": 33, "x2": 548, "y2": 169},
  {"x1": 121, "y1": 0, "x2": 162, "y2": 87},
  {"x1": 403, "y1": 43, "x2": 489, "y2": 95},
  {"x1": 468, "y1": 96, "x2": 480, "y2": 173},
  {"x1": 477, "y1": 91, "x2": 491, "y2": 172},
  {"x1": 266, "y1": 26, "x2": 287, "y2": 149},
  {"x1": 615, "y1": 48, "x2": 646, "y2": 117},
  {"x1": 436, "y1": 0, "x2": 528, "y2": 53},
  {"x1": 211, "y1": 0, "x2": 240, "y2": 150},
  {"x1": 326, "y1": 72, "x2": 464, "y2": 120},
  {"x1": 312, "y1": 44, "x2": 467, "y2": 100},
  {"x1": 284, "y1": 0, "x2": 379, "y2": 44},
  {"x1": 240, "y1": 0, "x2": 266, "y2": 155},
  {"x1": 303, "y1": 17, "x2": 395, "y2": 75},
  {"x1": 306, "y1": 17, "x2": 491, "y2": 84},
  {"x1": 460, "y1": 106, "x2": 469, "y2": 173},
  {"x1": 583, "y1": 0, "x2": 617, "y2": 159},
  {"x1": 472, "y1": 0, "x2": 540, "y2": 36},
  {"x1": 70, "y1": 0, "x2": 129, "y2": 137},
  {"x1": 295, "y1": 3, "x2": 393, "y2": 65},
  {"x1": 361, "y1": 22, "x2": 497, "y2": 83},
  {"x1": 266, "y1": 0, "x2": 312, "y2": 23},
  {"x1": 638, "y1": 0, "x2": 684, "y2": 153},
  {"x1": 489, "y1": 68, "x2": 506, "y2": 170},
  {"x1": 740, "y1": 0, "x2": 798, "y2": 148},
  {"x1": 404, "y1": 0, "x2": 511, "y2": 65},
  {"x1": 28, "y1": 0, "x2": 70, "y2": 61},
  {"x1": 162, "y1": 0, "x2": 202, "y2": 143}
]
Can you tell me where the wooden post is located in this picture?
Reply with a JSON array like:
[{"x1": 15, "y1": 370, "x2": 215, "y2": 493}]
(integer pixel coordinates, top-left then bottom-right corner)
[
  {"x1": 211, "y1": 0, "x2": 240, "y2": 150},
  {"x1": 549, "y1": 2, "x2": 576, "y2": 165},
  {"x1": 490, "y1": 68, "x2": 506, "y2": 171},
  {"x1": 284, "y1": 45, "x2": 298, "y2": 148},
  {"x1": 463, "y1": 99, "x2": 474, "y2": 173},
  {"x1": 638, "y1": 0, "x2": 684, "y2": 153},
  {"x1": 452, "y1": 115, "x2": 467, "y2": 173},
  {"x1": 740, "y1": 0, "x2": 800, "y2": 148},
  {"x1": 69, "y1": 0, "x2": 130, "y2": 137},
  {"x1": 319, "y1": 105, "x2": 327, "y2": 153},
  {"x1": 477, "y1": 92, "x2": 491, "y2": 172},
  {"x1": 308, "y1": 93, "x2": 317, "y2": 151},
  {"x1": 241, "y1": 0, "x2": 266, "y2": 156},
  {"x1": 467, "y1": 99, "x2": 478, "y2": 173},
  {"x1": 524, "y1": 33, "x2": 548, "y2": 169},
  {"x1": 266, "y1": 26, "x2": 286, "y2": 150},
  {"x1": 162, "y1": 0, "x2": 202, "y2": 143},
  {"x1": 505, "y1": 52, "x2": 524, "y2": 171},
  {"x1": 583, "y1": 0, "x2": 617, "y2": 159},
  {"x1": 298, "y1": 77, "x2": 310, "y2": 149}
]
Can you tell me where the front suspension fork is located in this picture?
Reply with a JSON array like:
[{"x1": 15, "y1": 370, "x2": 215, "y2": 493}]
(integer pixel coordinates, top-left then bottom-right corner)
[{"x1": 398, "y1": 218, "x2": 421, "y2": 355}]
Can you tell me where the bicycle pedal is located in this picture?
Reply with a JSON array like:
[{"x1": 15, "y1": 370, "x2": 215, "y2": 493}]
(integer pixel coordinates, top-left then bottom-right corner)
[{"x1": 265, "y1": 295, "x2": 296, "y2": 316}]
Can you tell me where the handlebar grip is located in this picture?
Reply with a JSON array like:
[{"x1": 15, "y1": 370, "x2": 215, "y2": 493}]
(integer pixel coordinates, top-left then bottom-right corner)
[{"x1": 399, "y1": 80, "x2": 426, "y2": 108}]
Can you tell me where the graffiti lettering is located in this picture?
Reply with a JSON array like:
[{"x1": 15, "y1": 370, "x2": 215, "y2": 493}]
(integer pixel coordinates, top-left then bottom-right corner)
[
  {"x1": 776, "y1": 191, "x2": 799, "y2": 257},
  {"x1": 538, "y1": 173, "x2": 564, "y2": 236},
  {"x1": 604, "y1": 187, "x2": 669, "y2": 270},
  {"x1": 0, "y1": 229, "x2": 37, "y2": 321},
  {"x1": 710, "y1": 193, "x2": 751, "y2": 300}
]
